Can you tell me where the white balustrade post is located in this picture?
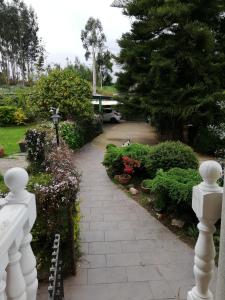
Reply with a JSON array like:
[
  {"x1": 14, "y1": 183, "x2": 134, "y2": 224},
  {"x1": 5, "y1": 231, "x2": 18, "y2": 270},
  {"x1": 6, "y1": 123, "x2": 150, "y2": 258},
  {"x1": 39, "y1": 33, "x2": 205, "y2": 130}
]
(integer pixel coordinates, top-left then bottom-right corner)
[
  {"x1": 187, "y1": 161, "x2": 223, "y2": 300},
  {"x1": 0, "y1": 257, "x2": 8, "y2": 300},
  {"x1": 20, "y1": 232, "x2": 38, "y2": 300},
  {"x1": 4, "y1": 168, "x2": 38, "y2": 300},
  {"x1": 6, "y1": 240, "x2": 26, "y2": 300}
]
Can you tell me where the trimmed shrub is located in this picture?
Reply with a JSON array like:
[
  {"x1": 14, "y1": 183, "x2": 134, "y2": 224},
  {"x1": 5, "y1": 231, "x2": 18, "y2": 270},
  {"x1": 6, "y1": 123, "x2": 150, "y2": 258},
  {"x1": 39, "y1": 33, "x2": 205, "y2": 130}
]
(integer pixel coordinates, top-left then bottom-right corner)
[
  {"x1": 143, "y1": 168, "x2": 201, "y2": 217},
  {"x1": 103, "y1": 143, "x2": 151, "y2": 176},
  {"x1": 59, "y1": 121, "x2": 83, "y2": 150},
  {"x1": 59, "y1": 117, "x2": 103, "y2": 150},
  {"x1": 0, "y1": 106, "x2": 17, "y2": 125},
  {"x1": 144, "y1": 141, "x2": 198, "y2": 178}
]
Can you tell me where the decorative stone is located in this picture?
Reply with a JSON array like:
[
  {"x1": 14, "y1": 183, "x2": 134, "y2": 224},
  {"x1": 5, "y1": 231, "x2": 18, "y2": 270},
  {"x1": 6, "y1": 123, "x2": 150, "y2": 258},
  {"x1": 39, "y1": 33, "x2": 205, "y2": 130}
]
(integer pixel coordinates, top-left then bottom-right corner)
[
  {"x1": 4, "y1": 168, "x2": 29, "y2": 193},
  {"x1": 4, "y1": 168, "x2": 29, "y2": 203},
  {"x1": 171, "y1": 218, "x2": 185, "y2": 228},
  {"x1": 129, "y1": 187, "x2": 138, "y2": 195},
  {"x1": 199, "y1": 160, "x2": 222, "y2": 191}
]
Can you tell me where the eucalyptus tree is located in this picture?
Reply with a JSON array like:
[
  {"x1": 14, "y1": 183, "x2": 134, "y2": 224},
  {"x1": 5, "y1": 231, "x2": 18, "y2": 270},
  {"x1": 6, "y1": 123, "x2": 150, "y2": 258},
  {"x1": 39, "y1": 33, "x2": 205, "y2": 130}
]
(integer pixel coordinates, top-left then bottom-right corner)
[
  {"x1": 0, "y1": 0, "x2": 43, "y2": 85},
  {"x1": 96, "y1": 50, "x2": 113, "y2": 88},
  {"x1": 81, "y1": 17, "x2": 106, "y2": 94}
]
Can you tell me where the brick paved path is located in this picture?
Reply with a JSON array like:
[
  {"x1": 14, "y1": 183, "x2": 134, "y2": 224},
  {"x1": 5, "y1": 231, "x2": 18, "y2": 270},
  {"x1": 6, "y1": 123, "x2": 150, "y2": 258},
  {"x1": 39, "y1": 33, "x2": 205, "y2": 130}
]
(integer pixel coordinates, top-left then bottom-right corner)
[{"x1": 62, "y1": 142, "x2": 218, "y2": 300}]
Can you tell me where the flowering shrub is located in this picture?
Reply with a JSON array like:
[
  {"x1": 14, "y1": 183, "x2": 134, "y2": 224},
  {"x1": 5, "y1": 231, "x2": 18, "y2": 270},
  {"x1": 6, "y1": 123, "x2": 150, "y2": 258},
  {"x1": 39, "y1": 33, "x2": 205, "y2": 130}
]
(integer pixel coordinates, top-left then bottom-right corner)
[
  {"x1": 25, "y1": 129, "x2": 46, "y2": 173},
  {"x1": 122, "y1": 156, "x2": 140, "y2": 175},
  {"x1": 25, "y1": 132, "x2": 81, "y2": 276}
]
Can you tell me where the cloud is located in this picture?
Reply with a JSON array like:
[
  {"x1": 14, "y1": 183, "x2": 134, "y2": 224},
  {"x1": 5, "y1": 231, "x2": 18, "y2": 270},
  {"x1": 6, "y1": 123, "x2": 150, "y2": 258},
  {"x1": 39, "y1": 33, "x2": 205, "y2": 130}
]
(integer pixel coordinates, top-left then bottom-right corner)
[{"x1": 24, "y1": 0, "x2": 131, "y2": 66}]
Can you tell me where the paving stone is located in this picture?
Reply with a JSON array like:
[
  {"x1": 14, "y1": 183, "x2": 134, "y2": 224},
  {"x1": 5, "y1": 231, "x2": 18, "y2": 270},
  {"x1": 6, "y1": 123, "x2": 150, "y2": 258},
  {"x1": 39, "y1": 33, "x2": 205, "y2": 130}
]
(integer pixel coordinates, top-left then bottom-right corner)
[
  {"x1": 80, "y1": 242, "x2": 89, "y2": 255},
  {"x1": 106, "y1": 253, "x2": 141, "y2": 267},
  {"x1": 89, "y1": 221, "x2": 118, "y2": 231},
  {"x1": 126, "y1": 265, "x2": 163, "y2": 282},
  {"x1": 121, "y1": 240, "x2": 156, "y2": 253},
  {"x1": 88, "y1": 267, "x2": 127, "y2": 284},
  {"x1": 149, "y1": 280, "x2": 176, "y2": 299},
  {"x1": 89, "y1": 241, "x2": 122, "y2": 254},
  {"x1": 80, "y1": 231, "x2": 105, "y2": 242},
  {"x1": 64, "y1": 268, "x2": 88, "y2": 286},
  {"x1": 105, "y1": 230, "x2": 135, "y2": 241},
  {"x1": 79, "y1": 254, "x2": 106, "y2": 268}
]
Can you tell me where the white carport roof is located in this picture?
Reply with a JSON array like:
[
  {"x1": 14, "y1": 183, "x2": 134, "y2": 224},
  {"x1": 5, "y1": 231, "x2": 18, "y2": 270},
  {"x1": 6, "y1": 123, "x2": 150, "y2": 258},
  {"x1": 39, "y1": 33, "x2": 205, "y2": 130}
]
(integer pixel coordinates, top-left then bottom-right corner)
[{"x1": 91, "y1": 100, "x2": 119, "y2": 106}]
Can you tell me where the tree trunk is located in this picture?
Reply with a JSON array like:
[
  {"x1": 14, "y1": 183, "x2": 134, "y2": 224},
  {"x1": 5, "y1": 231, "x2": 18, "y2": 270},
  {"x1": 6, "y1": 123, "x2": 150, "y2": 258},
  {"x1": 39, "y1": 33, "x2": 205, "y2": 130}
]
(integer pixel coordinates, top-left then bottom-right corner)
[{"x1": 92, "y1": 45, "x2": 97, "y2": 95}]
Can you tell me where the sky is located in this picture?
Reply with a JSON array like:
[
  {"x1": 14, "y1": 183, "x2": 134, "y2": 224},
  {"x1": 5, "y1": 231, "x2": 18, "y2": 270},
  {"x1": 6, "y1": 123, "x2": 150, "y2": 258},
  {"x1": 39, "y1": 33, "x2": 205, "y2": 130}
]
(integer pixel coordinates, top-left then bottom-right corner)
[{"x1": 23, "y1": 0, "x2": 131, "y2": 68}]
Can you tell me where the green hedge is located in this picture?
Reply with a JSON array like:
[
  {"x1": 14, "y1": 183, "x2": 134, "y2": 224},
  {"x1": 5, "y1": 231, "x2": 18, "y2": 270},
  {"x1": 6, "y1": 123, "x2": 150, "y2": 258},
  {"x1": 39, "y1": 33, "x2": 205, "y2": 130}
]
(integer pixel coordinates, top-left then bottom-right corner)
[
  {"x1": 103, "y1": 141, "x2": 198, "y2": 178},
  {"x1": 103, "y1": 143, "x2": 151, "y2": 176},
  {"x1": 0, "y1": 106, "x2": 17, "y2": 126},
  {"x1": 143, "y1": 168, "x2": 201, "y2": 217},
  {"x1": 144, "y1": 141, "x2": 199, "y2": 178},
  {"x1": 59, "y1": 118, "x2": 103, "y2": 150}
]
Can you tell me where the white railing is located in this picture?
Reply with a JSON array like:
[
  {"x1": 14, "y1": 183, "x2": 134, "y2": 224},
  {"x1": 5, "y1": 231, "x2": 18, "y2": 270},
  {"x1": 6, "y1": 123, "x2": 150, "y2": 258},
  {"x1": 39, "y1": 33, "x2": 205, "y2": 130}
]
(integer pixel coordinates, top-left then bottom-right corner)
[
  {"x1": 187, "y1": 160, "x2": 223, "y2": 300},
  {"x1": 0, "y1": 167, "x2": 38, "y2": 300}
]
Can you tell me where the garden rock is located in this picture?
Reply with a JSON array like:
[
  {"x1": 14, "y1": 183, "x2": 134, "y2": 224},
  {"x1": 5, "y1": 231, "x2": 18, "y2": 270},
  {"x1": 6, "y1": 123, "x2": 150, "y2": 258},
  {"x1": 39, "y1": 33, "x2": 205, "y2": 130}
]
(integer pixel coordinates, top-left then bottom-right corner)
[
  {"x1": 171, "y1": 218, "x2": 185, "y2": 228},
  {"x1": 129, "y1": 187, "x2": 139, "y2": 195}
]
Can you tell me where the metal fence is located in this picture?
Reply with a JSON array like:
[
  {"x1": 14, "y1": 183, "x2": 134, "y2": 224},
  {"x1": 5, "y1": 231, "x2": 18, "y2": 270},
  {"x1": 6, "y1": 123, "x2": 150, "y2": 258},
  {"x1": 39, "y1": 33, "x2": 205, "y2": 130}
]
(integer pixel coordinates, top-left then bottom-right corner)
[{"x1": 48, "y1": 234, "x2": 64, "y2": 300}]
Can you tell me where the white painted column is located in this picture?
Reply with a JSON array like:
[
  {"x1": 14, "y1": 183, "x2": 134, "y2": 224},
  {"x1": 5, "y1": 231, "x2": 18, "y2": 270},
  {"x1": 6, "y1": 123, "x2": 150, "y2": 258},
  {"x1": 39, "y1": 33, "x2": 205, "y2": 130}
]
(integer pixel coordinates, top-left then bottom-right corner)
[
  {"x1": 0, "y1": 265, "x2": 7, "y2": 300},
  {"x1": 187, "y1": 160, "x2": 223, "y2": 300},
  {"x1": 216, "y1": 172, "x2": 225, "y2": 300},
  {"x1": 20, "y1": 233, "x2": 38, "y2": 300},
  {"x1": 6, "y1": 242, "x2": 27, "y2": 300}
]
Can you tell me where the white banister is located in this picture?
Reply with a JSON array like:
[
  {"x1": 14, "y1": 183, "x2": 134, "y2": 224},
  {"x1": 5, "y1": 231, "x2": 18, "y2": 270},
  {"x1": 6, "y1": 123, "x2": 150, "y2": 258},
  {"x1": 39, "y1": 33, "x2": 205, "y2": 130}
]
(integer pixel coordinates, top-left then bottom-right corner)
[
  {"x1": 0, "y1": 167, "x2": 38, "y2": 300},
  {"x1": 187, "y1": 160, "x2": 223, "y2": 300}
]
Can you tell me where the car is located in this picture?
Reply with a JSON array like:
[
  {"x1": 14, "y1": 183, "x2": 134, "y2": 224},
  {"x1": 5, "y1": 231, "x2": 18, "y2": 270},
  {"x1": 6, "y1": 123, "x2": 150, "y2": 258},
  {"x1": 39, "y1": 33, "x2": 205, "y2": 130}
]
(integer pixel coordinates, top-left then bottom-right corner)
[{"x1": 103, "y1": 108, "x2": 122, "y2": 123}]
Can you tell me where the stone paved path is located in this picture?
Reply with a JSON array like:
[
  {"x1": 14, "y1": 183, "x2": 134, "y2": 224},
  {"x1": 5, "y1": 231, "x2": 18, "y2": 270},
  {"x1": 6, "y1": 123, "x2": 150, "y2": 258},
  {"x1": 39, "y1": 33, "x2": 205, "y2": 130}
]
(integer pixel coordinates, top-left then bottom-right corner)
[
  {"x1": 37, "y1": 122, "x2": 216, "y2": 300},
  {"x1": 62, "y1": 141, "x2": 217, "y2": 300}
]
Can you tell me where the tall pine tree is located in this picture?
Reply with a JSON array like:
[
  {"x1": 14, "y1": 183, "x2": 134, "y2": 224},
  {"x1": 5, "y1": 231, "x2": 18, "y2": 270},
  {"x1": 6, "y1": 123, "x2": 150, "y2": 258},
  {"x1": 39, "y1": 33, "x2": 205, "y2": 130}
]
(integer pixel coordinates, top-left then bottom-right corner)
[{"x1": 116, "y1": 0, "x2": 225, "y2": 140}]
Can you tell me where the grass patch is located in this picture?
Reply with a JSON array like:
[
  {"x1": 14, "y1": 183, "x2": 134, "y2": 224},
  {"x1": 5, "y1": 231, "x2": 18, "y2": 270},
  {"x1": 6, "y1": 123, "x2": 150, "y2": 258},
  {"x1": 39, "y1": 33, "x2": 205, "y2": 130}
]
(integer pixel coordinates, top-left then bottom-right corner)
[
  {"x1": 0, "y1": 126, "x2": 30, "y2": 155},
  {"x1": 97, "y1": 85, "x2": 117, "y2": 96}
]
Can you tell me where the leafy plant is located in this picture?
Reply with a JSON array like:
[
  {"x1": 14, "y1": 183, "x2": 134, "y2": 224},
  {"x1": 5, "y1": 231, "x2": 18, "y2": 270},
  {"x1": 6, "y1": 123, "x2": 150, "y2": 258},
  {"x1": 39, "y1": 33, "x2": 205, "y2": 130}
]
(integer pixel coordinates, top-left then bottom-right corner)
[
  {"x1": 34, "y1": 68, "x2": 93, "y2": 121},
  {"x1": 103, "y1": 143, "x2": 152, "y2": 176},
  {"x1": 59, "y1": 121, "x2": 83, "y2": 150},
  {"x1": 14, "y1": 108, "x2": 27, "y2": 125},
  {"x1": 0, "y1": 106, "x2": 17, "y2": 125},
  {"x1": 144, "y1": 141, "x2": 198, "y2": 178},
  {"x1": 144, "y1": 168, "x2": 201, "y2": 217}
]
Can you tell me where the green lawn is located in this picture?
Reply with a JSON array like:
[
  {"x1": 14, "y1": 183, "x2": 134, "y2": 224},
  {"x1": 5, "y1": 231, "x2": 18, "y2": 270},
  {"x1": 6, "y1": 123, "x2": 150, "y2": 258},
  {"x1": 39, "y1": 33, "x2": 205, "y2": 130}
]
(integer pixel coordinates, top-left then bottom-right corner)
[
  {"x1": 0, "y1": 126, "x2": 30, "y2": 156},
  {"x1": 97, "y1": 85, "x2": 118, "y2": 96}
]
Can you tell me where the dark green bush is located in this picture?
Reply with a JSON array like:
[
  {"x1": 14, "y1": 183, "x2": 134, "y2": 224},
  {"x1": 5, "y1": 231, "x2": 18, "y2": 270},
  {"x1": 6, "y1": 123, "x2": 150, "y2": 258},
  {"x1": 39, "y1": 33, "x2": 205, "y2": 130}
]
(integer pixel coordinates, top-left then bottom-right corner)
[
  {"x1": 59, "y1": 121, "x2": 83, "y2": 150},
  {"x1": 143, "y1": 168, "x2": 201, "y2": 217},
  {"x1": 0, "y1": 106, "x2": 17, "y2": 125},
  {"x1": 103, "y1": 143, "x2": 152, "y2": 176},
  {"x1": 193, "y1": 126, "x2": 225, "y2": 155},
  {"x1": 59, "y1": 117, "x2": 103, "y2": 150},
  {"x1": 144, "y1": 141, "x2": 198, "y2": 178}
]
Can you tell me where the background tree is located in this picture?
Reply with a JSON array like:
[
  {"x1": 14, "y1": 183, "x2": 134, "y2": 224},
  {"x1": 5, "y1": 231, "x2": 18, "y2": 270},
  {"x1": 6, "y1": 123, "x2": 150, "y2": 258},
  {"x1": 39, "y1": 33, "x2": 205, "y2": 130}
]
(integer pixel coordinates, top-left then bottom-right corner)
[
  {"x1": 116, "y1": 0, "x2": 225, "y2": 141},
  {"x1": 34, "y1": 68, "x2": 93, "y2": 121},
  {"x1": 96, "y1": 50, "x2": 113, "y2": 88},
  {"x1": 0, "y1": 0, "x2": 43, "y2": 85},
  {"x1": 81, "y1": 17, "x2": 106, "y2": 94}
]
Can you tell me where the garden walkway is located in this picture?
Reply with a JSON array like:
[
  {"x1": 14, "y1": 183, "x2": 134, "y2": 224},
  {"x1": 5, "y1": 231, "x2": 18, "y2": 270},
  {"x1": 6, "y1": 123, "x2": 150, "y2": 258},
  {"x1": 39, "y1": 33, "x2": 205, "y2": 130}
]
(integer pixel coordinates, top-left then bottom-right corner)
[{"x1": 62, "y1": 122, "x2": 217, "y2": 300}]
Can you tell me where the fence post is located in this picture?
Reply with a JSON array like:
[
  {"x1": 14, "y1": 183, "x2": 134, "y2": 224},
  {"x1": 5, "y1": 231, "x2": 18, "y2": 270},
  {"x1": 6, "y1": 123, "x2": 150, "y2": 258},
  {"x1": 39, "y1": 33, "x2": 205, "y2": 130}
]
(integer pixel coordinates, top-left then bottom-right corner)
[{"x1": 187, "y1": 160, "x2": 223, "y2": 300}]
